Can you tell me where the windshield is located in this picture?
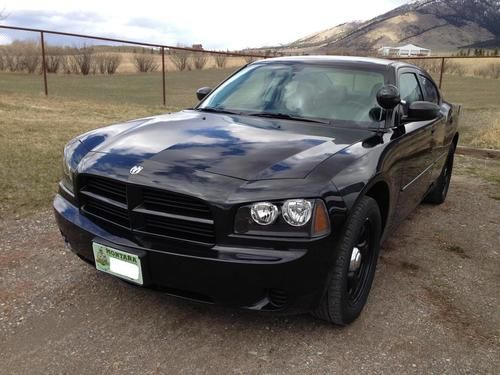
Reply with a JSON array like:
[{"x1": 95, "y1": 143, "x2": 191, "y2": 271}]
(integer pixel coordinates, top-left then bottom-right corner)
[{"x1": 198, "y1": 62, "x2": 387, "y2": 126}]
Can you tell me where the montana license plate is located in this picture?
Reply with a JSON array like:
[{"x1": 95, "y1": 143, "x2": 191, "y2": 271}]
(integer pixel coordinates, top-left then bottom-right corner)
[{"x1": 92, "y1": 243, "x2": 143, "y2": 285}]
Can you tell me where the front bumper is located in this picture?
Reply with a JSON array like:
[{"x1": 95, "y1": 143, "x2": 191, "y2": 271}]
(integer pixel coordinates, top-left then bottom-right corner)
[{"x1": 53, "y1": 193, "x2": 335, "y2": 313}]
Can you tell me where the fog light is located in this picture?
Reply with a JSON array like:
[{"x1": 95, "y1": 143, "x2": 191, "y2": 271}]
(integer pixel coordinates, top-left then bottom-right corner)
[{"x1": 250, "y1": 202, "x2": 279, "y2": 225}]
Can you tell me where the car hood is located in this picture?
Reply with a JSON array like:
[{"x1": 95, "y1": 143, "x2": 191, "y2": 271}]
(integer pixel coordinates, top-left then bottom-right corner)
[{"x1": 82, "y1": 110, "x2": 374, "y2": 181}]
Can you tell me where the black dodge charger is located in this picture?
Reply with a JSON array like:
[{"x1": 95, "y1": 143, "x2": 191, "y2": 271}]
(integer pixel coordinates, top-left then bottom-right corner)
[{"x1": 54, "y1": 56, "x2": 460, "y2": 325}]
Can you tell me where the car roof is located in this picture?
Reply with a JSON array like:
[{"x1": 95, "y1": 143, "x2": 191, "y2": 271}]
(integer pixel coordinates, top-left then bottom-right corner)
[{"x1": 253, "y1": 55, "x2": 413, "y2": 70}]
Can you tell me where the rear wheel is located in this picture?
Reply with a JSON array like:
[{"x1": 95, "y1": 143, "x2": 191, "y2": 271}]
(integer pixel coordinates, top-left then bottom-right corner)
[
  {"x1": 313, "y1": 196, "x2": 381, "y2": 325},
  {"x1": 424, "y1": 143, "x2": 456, "y2": 204}
]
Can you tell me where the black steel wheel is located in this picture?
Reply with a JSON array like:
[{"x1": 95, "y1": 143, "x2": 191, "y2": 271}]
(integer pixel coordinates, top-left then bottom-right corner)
[{"x1": 313, "y1": 196, "x2": 381, "y2": 325}]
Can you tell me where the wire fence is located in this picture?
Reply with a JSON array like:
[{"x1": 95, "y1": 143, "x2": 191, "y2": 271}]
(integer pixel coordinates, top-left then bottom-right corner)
[
  {"x1": 0, "y1": 24, "x2": 273, "y2": 107},
  {"x1": 1, "y1": 25, "x2": 499, "y2": 104},
  {"x1": 1, "y1": 24, "x2": 500, "y2": 150}
]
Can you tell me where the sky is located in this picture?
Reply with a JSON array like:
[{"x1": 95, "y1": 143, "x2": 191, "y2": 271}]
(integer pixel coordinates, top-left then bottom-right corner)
[{"x1": 0, "y1": 0, "x2": 409, "y2": 49}]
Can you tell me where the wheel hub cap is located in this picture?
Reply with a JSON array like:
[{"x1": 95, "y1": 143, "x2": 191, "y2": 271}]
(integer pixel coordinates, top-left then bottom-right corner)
[{"x1": 349, "y1": 247, "x2": 362, "y2": 272}]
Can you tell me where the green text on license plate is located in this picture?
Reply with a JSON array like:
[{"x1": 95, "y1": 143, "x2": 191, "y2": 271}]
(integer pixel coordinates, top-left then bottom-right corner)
[{"x1": 92, "y1": 243, "x2": 143, "y2": 285}]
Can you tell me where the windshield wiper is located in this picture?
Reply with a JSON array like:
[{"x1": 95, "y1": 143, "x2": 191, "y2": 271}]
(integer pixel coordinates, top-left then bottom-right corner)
[
  {"x1": 197, "y1": 107, "x2": 242, "y2": 115},
  {"x1": 246, "y1": 112, "x2": 330, "y2": 125}
]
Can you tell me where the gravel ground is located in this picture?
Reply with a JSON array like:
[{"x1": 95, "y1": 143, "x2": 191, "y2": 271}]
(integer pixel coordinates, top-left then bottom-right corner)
[{"x1": 0, "y1": 168, "x2": 499, "y2": 374}]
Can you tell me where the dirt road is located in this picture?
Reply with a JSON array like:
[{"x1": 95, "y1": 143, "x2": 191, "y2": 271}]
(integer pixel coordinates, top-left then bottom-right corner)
[{"x1": 1, "y1": 171, "x2": 499, "y2": 374}]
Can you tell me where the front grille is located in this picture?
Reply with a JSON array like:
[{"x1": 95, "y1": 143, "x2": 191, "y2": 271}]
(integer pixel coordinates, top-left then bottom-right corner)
[
  {"x1": 78, "y1": 175, "x2": 215, "y2": 246},
  {"x1": 85, "y1": 176, "x2": 127, "y2": 204},
  {"x1": 142, "y1": 187, "x2": 212, "y2": 219},
  {"x1": 142, "y1": 215, "x2": 215, "y2": 243},
  {"x1": 84, "y1": 196, "x2": 129, "y2": 228}
]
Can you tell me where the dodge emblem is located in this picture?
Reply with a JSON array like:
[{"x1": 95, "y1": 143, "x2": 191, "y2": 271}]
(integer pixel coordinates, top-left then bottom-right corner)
[{"x1": 129, "y1": 165, "x2": 143, "y2": 175}]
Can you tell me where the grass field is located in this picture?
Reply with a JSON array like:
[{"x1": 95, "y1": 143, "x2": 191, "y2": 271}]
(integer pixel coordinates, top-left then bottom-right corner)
[
  {"x1": 0, "y1": 69, "x2": 237, "y2": 107},
  {"x1": 0, "y1": 70, "x2": 499, "y2": 218}
]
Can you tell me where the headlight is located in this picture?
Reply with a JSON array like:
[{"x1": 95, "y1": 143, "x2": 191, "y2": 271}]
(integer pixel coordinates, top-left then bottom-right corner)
[
  {"x1": 235, "y1": 198, "x2": 330, "y2": 238},
  {"x1": 282, "y1": 199, "x2": 312, "y2": 226},
  {"x1": 61, "y1": 138, "x2": 83, "y2": 192},
  {"x1": 250, "y1": 202, "x2": 279, "y2": 225}
]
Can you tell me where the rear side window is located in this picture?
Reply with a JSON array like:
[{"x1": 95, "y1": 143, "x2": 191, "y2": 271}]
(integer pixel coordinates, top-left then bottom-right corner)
[
  {"x1": 399, "y1": 73, "x2": 423, "y2": 104},
  {"x1": 419, "y1": 75, "x2": 440, "y2": 103}
]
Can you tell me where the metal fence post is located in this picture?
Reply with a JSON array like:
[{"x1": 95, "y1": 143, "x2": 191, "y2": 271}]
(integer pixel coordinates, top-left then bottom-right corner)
[
  {"x1": 438, "y1": 57, "x2": 445, "y2": 89},
  {"x1": 40, "y1": 31, "x2": 48, "y2": 96},
  {"x1": 161, "y1": 47, "x2": 166, "y2": 106}
]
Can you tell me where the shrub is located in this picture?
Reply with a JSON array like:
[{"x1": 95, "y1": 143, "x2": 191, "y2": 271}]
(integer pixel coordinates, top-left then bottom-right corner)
[
  {"x1": 243, "y1": 55, "x2": 256, "y2": 64},
  {"x1": 474, "y1": 64, "x2": 500, "y2": 79},
  {"x1": 170, "y1": 50, "x2": 190, "y2": 71},
  {"x1": 46, "y1": 56, "x2": 61, "y2": 73},
  {"x1": 214, "y1": 53, "x2": 227, "y2": 69},
  {"x1": 1, "y1": 41, "x2": 40, "y2": 73},
  {"x1": 60, "y1": 56, "x2": 74, "y2": 74},
  {"x1": 443, "y1": 60, "x2": 465, "y2": 76},
  {"x1": 95, "y1": 54, "x2": 121, "y2": 74},
  {"x1": 71, "y1": 45, "x2": 94, "y2": 75},
  {"x1": 4, "y1": 52, "x2": 20, "y2": 72},
  {"x1": 192, "y1": 52, "x2": 208, "y2": 70},
  {"x1": 133, "y1": 53, "x2": 159, "y2": 72}
]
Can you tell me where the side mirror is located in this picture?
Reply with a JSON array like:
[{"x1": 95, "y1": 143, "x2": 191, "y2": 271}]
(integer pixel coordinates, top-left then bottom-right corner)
[
  {"x1": 196, "y1": 87, "x2": 212, "y2": 101},
  {"x1": 407, "y1": 101, "x2": 441, "y2": 121},
  {"x1": 376, "y1": 84, "x2": 401, "y2": 109}
]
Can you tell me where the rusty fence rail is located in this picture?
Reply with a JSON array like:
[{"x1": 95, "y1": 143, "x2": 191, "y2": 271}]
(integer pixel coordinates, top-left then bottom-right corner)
[
  {"x1": 1, "y1": 24, "x2": 499, "y2": 103},
  {"x1": 0, "y1": 24, "x2": 270, "y2": 105}
]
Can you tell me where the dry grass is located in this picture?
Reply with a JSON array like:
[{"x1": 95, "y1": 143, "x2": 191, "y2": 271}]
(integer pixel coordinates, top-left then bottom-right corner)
[
  {"x1": 0, "y1": 93, "x2": 168, "y2": 218},
  {"x1": 458, "y1": 109, "x2": 500, "y2": 149},
  {"x1": 440, "y1": 74, "x2": 500, "y2": 150}
]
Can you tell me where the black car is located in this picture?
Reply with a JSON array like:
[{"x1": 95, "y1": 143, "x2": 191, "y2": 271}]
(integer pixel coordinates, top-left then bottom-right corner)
[{"x1": 54, "y1": 56, "x2": 460, "y2": 325}]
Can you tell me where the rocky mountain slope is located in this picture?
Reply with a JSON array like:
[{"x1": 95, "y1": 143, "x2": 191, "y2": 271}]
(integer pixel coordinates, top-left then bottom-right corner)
[{"x1": 286, "y1": 0, "x2": 500, "y2": 53}]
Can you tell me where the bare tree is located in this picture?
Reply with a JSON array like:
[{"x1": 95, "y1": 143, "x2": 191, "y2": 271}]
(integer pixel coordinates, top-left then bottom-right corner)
[
  {"x1": 192, "y1": 52, "x2": 208, "y2": 70},
  {"x1": 170, "y1": 49, "x2": 190, "y2": 71},
  {"x1": 214, "y1": 53, "x2": 227, "y2": 69},
  {"x1": 133, "y1": 53, "x2": 159, "y2": 72},
  {"x1": 71, "y1": 44, "x2": 94, "y2": 75}
]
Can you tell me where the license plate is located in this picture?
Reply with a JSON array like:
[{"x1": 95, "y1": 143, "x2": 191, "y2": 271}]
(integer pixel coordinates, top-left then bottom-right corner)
[{"x1": 92, "y1": 243, "x2": 143, "y2": 285}]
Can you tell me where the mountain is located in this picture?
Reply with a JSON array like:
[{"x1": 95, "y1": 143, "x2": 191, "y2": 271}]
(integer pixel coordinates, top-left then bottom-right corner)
[{"x1": 284, "y1": 0, "x2": 500, "y2": 53}]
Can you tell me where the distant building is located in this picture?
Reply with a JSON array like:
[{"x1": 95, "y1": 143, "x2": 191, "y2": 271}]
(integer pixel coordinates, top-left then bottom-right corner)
[
  {"x1": 378, "y1": 44, "x2": 431, "y2": 57},
  {"x1": 192, "y1": 44, "x2": 204, "y2": 50}
]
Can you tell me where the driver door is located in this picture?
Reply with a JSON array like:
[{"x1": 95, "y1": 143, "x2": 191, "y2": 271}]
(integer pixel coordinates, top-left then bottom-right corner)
[{"x1": 393, "y1": 69, "x2": 435, "y2": 221}]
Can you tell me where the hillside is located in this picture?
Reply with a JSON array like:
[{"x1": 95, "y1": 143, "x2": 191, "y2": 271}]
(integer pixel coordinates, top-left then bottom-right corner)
[{"x1": 284, "y1": 0, "x2": 500, "y2": 53}]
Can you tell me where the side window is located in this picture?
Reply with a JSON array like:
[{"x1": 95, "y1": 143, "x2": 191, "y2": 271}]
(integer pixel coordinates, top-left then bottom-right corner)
[
  {"x1": 399, "y1": 73, "x2": 424, "y2": 104},
  {"x1": 419, "y1": 75, "x2": 440, "y2": 104}
]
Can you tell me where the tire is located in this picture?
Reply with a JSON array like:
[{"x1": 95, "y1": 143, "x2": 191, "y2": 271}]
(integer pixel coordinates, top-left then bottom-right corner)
[
  {"x1": 424, "y1": 143, "x2": 456, "y2": 204},
  {"x1": 313, "y1": 196, "x2": 382, "y2": 325}
]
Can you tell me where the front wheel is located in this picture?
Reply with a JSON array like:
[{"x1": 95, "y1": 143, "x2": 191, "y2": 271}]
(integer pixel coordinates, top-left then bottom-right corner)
[{"x1": 313, "y1": 196, "x2": 382, "y2": 325}]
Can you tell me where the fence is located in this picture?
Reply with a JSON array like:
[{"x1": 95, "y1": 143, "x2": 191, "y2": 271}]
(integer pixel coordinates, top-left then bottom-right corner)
[
  {"x1": 0, "y1": 24, "x2": 270, "y2": 106},
  {"x1": 1, "y1": 24, "x2": 500, "y2": 151},
  {"x1": 1, "y1": 24, "x2": 499, "y2": 100}
]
